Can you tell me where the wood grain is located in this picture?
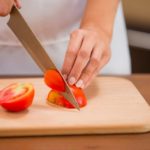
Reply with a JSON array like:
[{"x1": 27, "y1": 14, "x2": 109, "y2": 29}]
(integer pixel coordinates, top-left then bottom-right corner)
[{"x1": 0, "y1": 76, "x2": 150, "y2": 137}]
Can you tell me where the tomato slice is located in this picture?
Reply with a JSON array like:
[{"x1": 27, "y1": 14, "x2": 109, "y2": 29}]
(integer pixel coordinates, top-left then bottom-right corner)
[
  {"x1": 44, "y1": 69, "x2": 87, "y2": 108},
  {"x1": 44, "y1": 69, "x2": 65, "y2": 92},
  {"x1": 47, "y1": 85, "x2": 87, "y2": 108},
  {"x1": 0, "y1": 83, "x2": 34, "y2": 112}
]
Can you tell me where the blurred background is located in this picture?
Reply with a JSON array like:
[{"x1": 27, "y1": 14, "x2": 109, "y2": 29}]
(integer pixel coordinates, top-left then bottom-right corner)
[{"x1": 122, "y1": 0, "x2": 150, "y2": 73}]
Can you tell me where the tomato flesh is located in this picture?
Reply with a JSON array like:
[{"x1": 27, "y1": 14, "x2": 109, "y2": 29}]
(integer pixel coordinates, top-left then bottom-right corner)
[
  {"x1": 47, "y1": 85, "x2": 87, "y2": 108},
  {"x1": 0, "y1": 83, "x2": 34, "y2": 112}
]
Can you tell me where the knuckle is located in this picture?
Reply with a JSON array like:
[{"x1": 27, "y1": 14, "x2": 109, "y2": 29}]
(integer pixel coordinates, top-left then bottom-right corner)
[
  {"x1": 90, "y1": 57, "x2": 99, "y2": 67},
  {"x1": 97, "y1": 41, "x2": 105, "y2": 50},
  {"x1": 83, "y1": 69, "x2": 92, "y2": 77},
  {"x1": 104, "y1": 49, "x2": 111, "y2": 61},
  {"x1": 67, "y1": 50, "x2": 76, "y2": 58},
  {"x1": 0, "y1": 7, "x2": 10, "y2": 16},
  {"x1": 79, "y1": 49, "x2": 89, "y2": 59},
  {"x1": 87, "y1": 30, "x2": 99, "y2": 39},
  {"x1": 71, "y1": 29, "x2": 83, "y2": 38},
  {"x1": 92, "y1": 31, "x2": 98, "y2": 38}
]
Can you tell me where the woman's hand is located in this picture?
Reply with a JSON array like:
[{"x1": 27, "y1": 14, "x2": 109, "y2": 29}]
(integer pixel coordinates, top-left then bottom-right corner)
[
  {"x1": 62, "y1": 0, "x2": 118, "y2": 89},
  {"x1": 0, "y1": 0, "x2": 21, "y2": 16},
  {"x1": 62, "y1": 27, "x2": 111, "y2": 89}
]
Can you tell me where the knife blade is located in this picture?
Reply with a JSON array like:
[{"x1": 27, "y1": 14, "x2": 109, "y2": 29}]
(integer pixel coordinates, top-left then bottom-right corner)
[{"x1": 7, "y1": 6, "x2": 80, "y2": 110}]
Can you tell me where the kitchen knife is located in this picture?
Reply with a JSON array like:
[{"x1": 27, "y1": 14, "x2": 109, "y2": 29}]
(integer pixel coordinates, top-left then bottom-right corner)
[{"x1": 7, "y1": 6, "x2": 80, "y2": 110}]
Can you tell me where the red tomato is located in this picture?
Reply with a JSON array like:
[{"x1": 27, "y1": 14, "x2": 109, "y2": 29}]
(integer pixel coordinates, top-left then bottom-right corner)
[
  {"x1": 0, "y1": 83, "x2": 34, "y2": 112},
  {"x1": 47, "y1": 85, "x2": 87, "y2": 108},
  {"x1": 44, "y1": 69, "x2": 65, "y2": 92}
]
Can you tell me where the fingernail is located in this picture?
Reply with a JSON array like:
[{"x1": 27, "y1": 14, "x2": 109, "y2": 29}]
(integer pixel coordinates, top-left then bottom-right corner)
[
  {"x1": 68, "y1": 77, "x2": 76, "y2": 85},
  {"x1": 76, "y1": 80, "x2": 83, "y2": 88},
  {"x1": 63, "y1": 74, "x2": 67, "y2": 80}
]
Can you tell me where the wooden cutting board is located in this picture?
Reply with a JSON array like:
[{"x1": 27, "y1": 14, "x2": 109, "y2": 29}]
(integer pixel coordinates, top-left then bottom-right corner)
[{"x1": 0, "y1": 77, "x2": 150, "y2": 137}]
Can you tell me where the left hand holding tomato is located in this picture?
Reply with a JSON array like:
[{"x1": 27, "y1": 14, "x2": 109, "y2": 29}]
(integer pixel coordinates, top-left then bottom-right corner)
[{"x1": 62, "y1": 28, "x2": 111, "y2": 89}]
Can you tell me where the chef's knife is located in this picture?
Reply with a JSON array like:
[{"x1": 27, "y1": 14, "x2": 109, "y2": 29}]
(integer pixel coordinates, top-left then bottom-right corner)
[{"x1": 7, "y1": 6, "x2": 80, "y2": 110}]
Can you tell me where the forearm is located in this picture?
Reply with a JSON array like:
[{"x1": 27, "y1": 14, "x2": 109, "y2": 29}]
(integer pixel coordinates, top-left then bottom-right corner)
[{"x1": 80, "y1": 0, "x2": 119, "y2": 39}]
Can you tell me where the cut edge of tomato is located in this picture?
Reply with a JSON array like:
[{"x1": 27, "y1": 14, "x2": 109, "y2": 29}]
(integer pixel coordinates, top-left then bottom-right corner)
[
  {"x1": 46, "y1": 88, "x2": 87, "y2": 109},
  {"x1": 0, "y1": 83, "x2": 18, "y2": 104},
  {"x1": 0, "y1": 83, "x2": 34, "y2": 105}
]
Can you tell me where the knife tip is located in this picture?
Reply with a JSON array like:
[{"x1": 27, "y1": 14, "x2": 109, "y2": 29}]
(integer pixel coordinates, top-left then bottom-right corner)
[
  {"x1": 72, "y1": 100, "x2": 80, "y2": 111},
  {"x1": 76, "y1": 106, "x2": 80, "y2": 111}
]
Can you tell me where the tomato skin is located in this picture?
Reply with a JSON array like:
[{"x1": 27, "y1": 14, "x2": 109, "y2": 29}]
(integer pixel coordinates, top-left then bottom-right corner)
[
  {"x1": 0, "y1": 83, "x2": 34, "y2": 112},
  {"x1": 47, "y1": 85, "x2": 87, "y2": 108},
  {"x1": 44, "y1": 69, "x2": 87, "y2": 109},
  {"x1": 44, "y1": 69, "x2": 65, "y2": 92},
  {"x1": 64, "y1": 85, "x2": 87, "y2": 108}
]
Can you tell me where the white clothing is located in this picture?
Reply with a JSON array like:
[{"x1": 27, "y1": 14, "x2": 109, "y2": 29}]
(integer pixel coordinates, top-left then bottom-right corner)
[{"x1": 0, "y1": 1, "x2": 131, "y2": 75}]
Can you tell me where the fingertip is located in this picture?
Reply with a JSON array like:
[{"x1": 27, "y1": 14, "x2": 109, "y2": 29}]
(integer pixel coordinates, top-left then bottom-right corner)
[
  {"x1": 68, "y1": 76, "x2": 76, "y2": 85},
  {"x1": 76, "y1": 80, "x2": 83, "y2": 88}
]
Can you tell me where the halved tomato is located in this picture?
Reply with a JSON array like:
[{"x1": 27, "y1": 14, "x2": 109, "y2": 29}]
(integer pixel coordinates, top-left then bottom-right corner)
[
  {"x1": 44, "y1": 69, "x2": 65, "y2": 92},
  {"x1": 47, "y1": 85, "x2": 87, "y2": 108},
  {"x1": 0, "y1": 83, "x2": 34, "y2": 112}
]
